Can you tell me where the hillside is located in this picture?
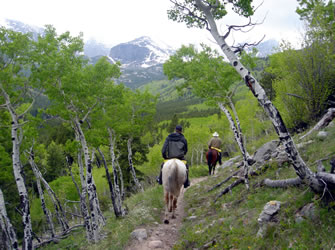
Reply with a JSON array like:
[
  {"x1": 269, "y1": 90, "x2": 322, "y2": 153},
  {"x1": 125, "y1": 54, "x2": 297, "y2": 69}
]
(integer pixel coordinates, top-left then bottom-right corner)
[
  {"x1": 40, "y1": 120, "x2": 335, "y2": 249},
  {"x1": 140, "y1": 79, "x2": 220, "y2": 122}
]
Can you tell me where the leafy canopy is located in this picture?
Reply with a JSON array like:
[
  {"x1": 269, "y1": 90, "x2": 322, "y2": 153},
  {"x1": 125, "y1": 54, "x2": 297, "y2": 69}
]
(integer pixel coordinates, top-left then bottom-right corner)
[
  {"x1": 163, "y1": 44, "x2": 240, "y2": 103},
  {"x1": 167, "y1": 0, "x2": 254, "y2": 29}
]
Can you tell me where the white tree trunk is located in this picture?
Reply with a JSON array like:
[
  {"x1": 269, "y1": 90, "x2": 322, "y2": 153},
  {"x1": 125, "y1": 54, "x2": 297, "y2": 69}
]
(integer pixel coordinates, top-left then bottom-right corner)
[
  {"x1": 107, "y1": 128, "x2": 126, "y2": 217},
  {"x1": 1, "y1": 87, "x2": 33, "y2": 249},
  {"x1": 127, "y1": 137, "x2": 143, "y2": 192},
  {"x1": 0, "y1": 188, "x2": 18, "y2": 250},
  {"x1": 75, "y1": 146, "x2": 93, "y2": 242},
  {"x1": 218, "y1": 103, "x2": 249, "y2": 189},
  {"x1": 27, "y1": 149, "x2": 55, "y2": 239},
  {"x1": 195, "y1": 0, "x2": 322, "y2": 192},
  {"x1": 37, "y1": 167, "x2": 69, "y2": 232},
  {"x1": 299, "y1": 108, "x2": 335, "y2": 140},
  {"x1": 73, "y1": 118, "x2": 105, "y2": 243}
]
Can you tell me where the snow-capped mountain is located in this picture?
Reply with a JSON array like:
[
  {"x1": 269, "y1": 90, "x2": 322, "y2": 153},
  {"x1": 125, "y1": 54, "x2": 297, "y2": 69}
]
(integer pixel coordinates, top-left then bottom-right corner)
[
  {"x1": 0, "y1": 18, "x2": 44, "y2": 40},
  {"x1": 109, "y1": 36, "x2": 175, "y2": 69},
  {"x1": 84, "y1": 39, "x2": 110, "y2": 58},
  {"x1": 254, "y1": 39, "x2": 280, "y2": 57}
]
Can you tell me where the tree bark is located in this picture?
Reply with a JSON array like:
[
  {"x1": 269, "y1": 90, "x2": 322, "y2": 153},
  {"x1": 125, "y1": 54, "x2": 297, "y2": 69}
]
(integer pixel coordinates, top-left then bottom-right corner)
[
  {"x1": 75, "y1": 144, "x2": 93, "y2": 242},
  {"x1": 299, "y1": 108, "x2": 335, "y2": 140},
  {"x1": 1, "y1": 86, "x2": 33, "y2": 249},
  {"x1": 35, "y1": 164, "x2": 69, "y2": 232},
  {"x1": 214, "y1": 179, "x2": 244, "y2": 203},
  {"x1": 127, "y1": 137, "x2": 143, "y2": 192},
  {"x1": 195, "y1": 0, "x2": 323, "y2": 192},
  {"x1": 218, "y1": 103, "x2": 250, "y2": 189},
  {"x1": 263, "y1": 177, "x2": 302, "y2": 188},
  {"x1": 73, "y1": 118, "x2": 105, "y2": 243},
  {"x1": 0, "y1": 188, "x2": 18, "y2": 250},
  {"x1": 27, "y1": 148, "x2": 55, "y2": 239},
  {"x1": 208, "y1": 170, "x2": 242, "y2": 192},
  {"x1": 107, "y1": 128, "x2": 126, "y2": 216}
]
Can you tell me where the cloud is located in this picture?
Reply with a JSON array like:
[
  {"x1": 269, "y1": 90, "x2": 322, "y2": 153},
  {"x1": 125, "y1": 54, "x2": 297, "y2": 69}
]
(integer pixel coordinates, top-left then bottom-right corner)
[{"x1": 0, "y1": 0, "x2": 304, "y2": 49}]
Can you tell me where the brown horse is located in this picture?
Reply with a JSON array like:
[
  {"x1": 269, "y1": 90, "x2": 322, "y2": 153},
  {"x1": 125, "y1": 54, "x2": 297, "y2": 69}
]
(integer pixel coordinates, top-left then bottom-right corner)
[{"x1": 206, "y1": 148, "x2": 219, "y2": 175}]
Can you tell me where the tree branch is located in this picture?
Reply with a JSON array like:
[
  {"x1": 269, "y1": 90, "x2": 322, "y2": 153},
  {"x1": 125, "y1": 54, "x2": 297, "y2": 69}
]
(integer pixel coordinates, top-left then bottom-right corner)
[
  {"x1": 170, "y1": 0, "x2": 210, "y2": 30},
  {"x1": 214, "y1": 179, "x2": 244, "y2": 202},
  {"x1": 263, "y1": 177, "x2": 302, "y2": 188},
  {"x1": 18, "y1": 98, "x2": 35, "y2": 119},
  {"x1": 285, "y1": 93, "x2": 306, "y2": 100},
  {"x1": 316, "y1": 172, "x2": 335, "y2": 185},
  {"x1": 232, "y1": 35, "x2": 265, "y2": 54},
  {"x1": 208, "y1": 169, "x2": 242, "y2": 192},
  {"x1": 300, "y1": 108, "x2": 335, "y2": 140},
  {"x1": 81, "y1": 100, "x2": 98, "y2": 123}
]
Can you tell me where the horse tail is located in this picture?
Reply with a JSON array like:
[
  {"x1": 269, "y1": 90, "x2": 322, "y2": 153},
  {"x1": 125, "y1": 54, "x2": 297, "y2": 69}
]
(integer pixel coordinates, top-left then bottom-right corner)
[
  {"x1": 163, "y1": 159, "x2": 186, "y2": 195},
  {"x1": 168, "y1": 161, "x2": 178, "y2": 185}
]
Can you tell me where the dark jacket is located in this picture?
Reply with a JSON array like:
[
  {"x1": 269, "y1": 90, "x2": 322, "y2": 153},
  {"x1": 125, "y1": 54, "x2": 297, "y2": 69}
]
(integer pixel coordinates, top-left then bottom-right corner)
[{"x1": 162, "y1": 132, "x2": 188, "y2": 159}]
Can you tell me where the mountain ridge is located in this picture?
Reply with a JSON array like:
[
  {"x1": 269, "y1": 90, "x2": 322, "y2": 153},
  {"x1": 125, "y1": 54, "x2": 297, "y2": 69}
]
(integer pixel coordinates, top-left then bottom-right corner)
[{"x1": 0, "y1": 18, "x2": 280, "y2": 89}]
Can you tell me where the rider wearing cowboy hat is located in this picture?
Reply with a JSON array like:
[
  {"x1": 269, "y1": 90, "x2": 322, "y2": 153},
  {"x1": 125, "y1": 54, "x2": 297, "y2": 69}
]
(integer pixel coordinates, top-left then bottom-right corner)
[{"x1": 208, "y1": 132, "x2": 222, "y2": 165}]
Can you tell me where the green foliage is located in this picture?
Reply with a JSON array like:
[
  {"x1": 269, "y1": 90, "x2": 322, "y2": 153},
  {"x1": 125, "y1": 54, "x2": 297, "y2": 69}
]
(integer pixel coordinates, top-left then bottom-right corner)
[
  {"x1": 164, "y1": 44, "x2": 240, "y2": 103},
  {"x1": 266, "y1": 38, "x2": 335, "y2": 130},
  {"x1": 174, "y1": 128, "x2": 335, "y2": 249},
  {"x1": 41, "y1": 185, "x2": 165, "y2": 250},
  {"x1": 45, "y1": 141, "x2": 67, "y2": 182},
  {"x1": 167, "y1": 0, "x2": 253, "y2": 29}
]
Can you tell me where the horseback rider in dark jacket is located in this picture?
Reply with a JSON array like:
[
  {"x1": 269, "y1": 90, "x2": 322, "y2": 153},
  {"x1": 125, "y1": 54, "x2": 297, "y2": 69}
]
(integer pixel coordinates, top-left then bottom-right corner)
[{"x1": 157, "y1": 125, "x2": 190, "y2": 188}]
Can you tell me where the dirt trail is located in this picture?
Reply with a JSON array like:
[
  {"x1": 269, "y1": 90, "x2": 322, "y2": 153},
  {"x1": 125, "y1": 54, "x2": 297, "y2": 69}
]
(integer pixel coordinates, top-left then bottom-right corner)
[{"x1": 125, "y1": 177, "x2": 207, "y2": 250}]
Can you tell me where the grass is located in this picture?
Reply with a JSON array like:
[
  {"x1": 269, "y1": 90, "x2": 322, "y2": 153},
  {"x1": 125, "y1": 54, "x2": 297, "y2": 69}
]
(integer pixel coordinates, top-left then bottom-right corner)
[
  {"x1": 41, "y1": 184, "x2": 166, "y2": 250},
  {"x1": 172, "y1": 124, "x2": 335, "y2": 249},
  {"x1": 40, "y1": 124, "x2": 335, "y2": 249}
]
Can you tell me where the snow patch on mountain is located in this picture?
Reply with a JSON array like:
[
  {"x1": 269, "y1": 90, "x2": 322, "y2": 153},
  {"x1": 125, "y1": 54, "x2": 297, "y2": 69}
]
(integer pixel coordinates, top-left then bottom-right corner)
[
  {"x1": 0, "y1": 18, "x2": 44, "y2": 39},
  {"x1": 109, "y1": 36, "x2": 175, "y2": 69}
]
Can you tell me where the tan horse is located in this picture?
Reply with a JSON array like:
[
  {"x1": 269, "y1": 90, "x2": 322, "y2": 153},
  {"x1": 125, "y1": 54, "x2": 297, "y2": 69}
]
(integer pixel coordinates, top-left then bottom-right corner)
[{"x1": 162, "y1": 159, "x2": 187, "y2": 224}]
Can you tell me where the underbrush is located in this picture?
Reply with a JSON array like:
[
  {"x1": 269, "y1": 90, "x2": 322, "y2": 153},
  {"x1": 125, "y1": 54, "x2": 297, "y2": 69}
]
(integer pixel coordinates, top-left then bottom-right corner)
[
  {"x1": 174, "y1": 125, "x2": 335, "y2": 249},
  {"x1": 42, "y1": 184, "x2": 165, "y2": 250}
]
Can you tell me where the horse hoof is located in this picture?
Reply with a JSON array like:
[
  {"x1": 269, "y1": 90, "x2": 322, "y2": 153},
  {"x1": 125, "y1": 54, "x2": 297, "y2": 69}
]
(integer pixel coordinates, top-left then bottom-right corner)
[{"x1": 164, "y1": 219, "x2": 169, "y2": 224}]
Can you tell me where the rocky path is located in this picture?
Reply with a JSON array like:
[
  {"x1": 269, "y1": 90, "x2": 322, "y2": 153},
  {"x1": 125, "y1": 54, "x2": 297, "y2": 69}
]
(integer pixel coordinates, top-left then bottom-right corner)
[{"x1": 125, "y1": 177, "x2": 206, "y2": 250}]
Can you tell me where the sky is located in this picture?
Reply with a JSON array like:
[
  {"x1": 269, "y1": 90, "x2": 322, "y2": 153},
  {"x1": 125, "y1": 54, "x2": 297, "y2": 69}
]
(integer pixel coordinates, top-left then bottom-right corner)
[{"x1": 0, "y1": 0, "x2": 305, "y2": 49}]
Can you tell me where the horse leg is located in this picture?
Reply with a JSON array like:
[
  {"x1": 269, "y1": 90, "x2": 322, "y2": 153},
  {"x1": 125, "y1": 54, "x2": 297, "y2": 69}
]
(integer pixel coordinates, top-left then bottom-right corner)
[
  {"x1": 208, "y1": 151, "x2": 213, "y2": 175},
  {"x1": 169, "y1": 193, "x2": 174, "y2": 212},
  {"x1": 164, "y1": 192, "x2": 170, "y2": 224},
  {"x1": 172, "y1": 196, "x2": 178, "y2": 219}
]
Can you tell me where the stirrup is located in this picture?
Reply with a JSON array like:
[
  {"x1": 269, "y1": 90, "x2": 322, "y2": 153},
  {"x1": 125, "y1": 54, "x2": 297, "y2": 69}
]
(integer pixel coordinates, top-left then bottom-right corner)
[{"x1": 156, "y1": 176, "x2": 162, "y2": 185}]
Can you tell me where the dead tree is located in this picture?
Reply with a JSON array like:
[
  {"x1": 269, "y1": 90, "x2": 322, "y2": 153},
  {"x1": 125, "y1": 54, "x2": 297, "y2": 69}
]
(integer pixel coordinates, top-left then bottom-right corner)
[
  {"x1": 73, "y1": 144, "x2": 93, "y2": 241},
  {"x1": 27, "y1": 147, "x2": 55, "y2": 239},
  {"x1": 73, "y1": 117, "x2": 105, "y2": 243},
  {"x1": 169, "y1": 0, "x2": 335, "y2": 196},
  {"x1": 127, "y1": 137, "x2": 143, "y2": 192},
  {"x1": 108, "y1": 128, "x2": 126, "y2": 217},
  {"x1": 27, "y1": 149, "x2": 69, "y2": 233},
  {"x1": 0, "y1": 86, "x2": 33, "y2": 249},
  {"x1": 0, "y1": 188, "x2": 18, "y2": 250},
  {"x1": 299, "y1": 108, "x2": 335, "y2": 140},
  {"x1": 218, "y1": 103, "x2": 252, "y2": 189}
]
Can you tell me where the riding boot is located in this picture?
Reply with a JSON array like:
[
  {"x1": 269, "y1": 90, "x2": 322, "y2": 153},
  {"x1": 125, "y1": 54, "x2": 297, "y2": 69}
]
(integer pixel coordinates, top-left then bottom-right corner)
[
  {"x1": 184, "y1": 164, "x2": 190, "y2": 188},
  {"x1": 218, "y1": 152, "x2": 222, "y2": 165},
  {"x1": 156, "y1": 163, "x2": 164, "y2": 185}
]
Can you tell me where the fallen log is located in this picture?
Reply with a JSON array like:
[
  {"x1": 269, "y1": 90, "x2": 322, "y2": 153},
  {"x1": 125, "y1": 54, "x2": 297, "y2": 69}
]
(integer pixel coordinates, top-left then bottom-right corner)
[{"x1": 300, "y1": 108, "x2": 335, "y2": 140}]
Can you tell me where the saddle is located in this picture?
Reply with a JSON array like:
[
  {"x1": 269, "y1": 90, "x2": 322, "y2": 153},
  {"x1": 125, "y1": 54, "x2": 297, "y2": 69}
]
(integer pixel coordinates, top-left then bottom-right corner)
[
  {"x1": 210, "y1": 146, "x2": 221, "y2": 153},
  {"x1": 164, "y1": 159, "x2": 187, "y2": 165}
]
